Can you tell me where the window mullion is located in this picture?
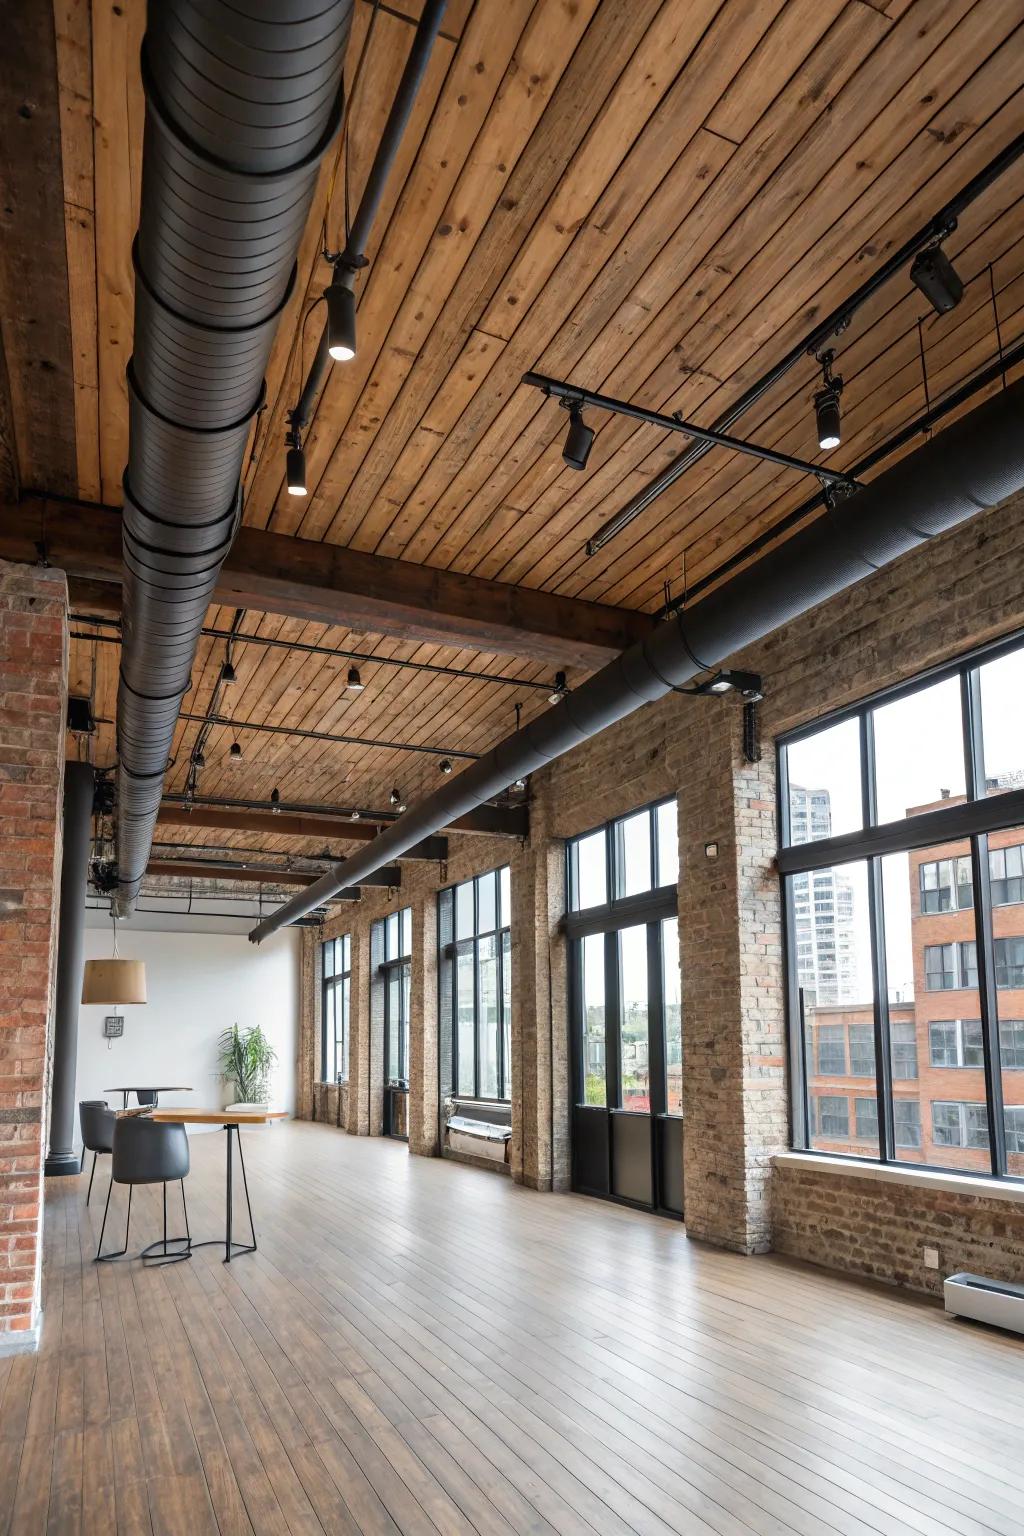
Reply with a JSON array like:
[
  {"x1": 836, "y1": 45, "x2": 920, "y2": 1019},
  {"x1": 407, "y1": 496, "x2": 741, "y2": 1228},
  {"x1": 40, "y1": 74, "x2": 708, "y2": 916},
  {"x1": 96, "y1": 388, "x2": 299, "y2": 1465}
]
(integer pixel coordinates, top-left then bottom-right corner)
[
  {"x1": 867, "y1": 855, "x2": 894, "y2": 1163},
  {"x1": 973, "y1": 831, "x2": 1006, "y2": 1175}
]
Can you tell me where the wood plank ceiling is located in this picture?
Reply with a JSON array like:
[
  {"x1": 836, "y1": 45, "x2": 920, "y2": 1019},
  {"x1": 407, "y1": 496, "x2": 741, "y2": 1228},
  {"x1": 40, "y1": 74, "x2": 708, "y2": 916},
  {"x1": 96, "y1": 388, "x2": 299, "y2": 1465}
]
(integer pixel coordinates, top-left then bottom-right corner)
[{"x1": 15, "y1": 0, "x2": 1024, "y2": 875}]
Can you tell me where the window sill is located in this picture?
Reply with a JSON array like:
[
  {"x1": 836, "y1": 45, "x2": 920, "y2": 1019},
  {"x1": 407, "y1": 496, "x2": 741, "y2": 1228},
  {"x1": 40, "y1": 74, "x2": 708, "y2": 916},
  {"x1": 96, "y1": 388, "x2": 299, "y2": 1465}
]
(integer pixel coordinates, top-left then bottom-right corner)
[{"x1": 775, "y1": 1151, "x2": 1024, "y2": 1204}]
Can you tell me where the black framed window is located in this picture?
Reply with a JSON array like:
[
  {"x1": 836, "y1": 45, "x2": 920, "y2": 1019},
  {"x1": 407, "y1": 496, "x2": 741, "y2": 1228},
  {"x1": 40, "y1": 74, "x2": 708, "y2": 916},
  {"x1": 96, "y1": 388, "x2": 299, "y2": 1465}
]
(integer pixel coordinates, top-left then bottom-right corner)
[
  {"x1": 780, "y1": 628, "x2": 1024, "y2": 1183},
  {"x1": 568, "y1": 798, "x2": 678, "y2": 913},
  {"x1": 439, "y1": 867, "x2": 511, "y2": 1101},
  {"x1": 377, "y1": 907, "x2": 411, "y2": 1087},
  {"x1": 321, "y1": 935, "x2": 350, "y2": 1083}
]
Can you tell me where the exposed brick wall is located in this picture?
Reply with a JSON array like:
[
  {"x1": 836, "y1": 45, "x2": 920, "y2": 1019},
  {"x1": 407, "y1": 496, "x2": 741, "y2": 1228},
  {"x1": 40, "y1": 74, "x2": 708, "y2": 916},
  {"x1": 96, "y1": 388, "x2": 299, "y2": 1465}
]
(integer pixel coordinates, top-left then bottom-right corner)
[
  {"x1": 772, "y1": 1161, "x2": 1024, "y2": 1296},
  {"x1": 0, "y1": 561, "x2": 67, "y2": 1338}
]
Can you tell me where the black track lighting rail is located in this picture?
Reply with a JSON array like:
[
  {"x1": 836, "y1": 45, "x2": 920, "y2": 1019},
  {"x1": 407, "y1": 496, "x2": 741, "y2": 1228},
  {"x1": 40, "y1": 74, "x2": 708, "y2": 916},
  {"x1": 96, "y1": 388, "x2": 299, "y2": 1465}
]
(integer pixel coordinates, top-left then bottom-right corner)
[
  {"x1": 582, "y1": 130, "x2": 1024, "y2": 557},
  {"x1": 67, "y1": 621, "x2": 556, "y2": 692},
  {"x1": 657, "y1": 333, "x2": 1024, "y2": 620},
  {"x1": 288, "y1": 0, "x2": 447, "y2": 439},
  {"x1": 176, "y1": 710, "x2": 479, "y2": 760},
  {"x1": 523, "y1": 371, "x2": 861, "y2": 490}
]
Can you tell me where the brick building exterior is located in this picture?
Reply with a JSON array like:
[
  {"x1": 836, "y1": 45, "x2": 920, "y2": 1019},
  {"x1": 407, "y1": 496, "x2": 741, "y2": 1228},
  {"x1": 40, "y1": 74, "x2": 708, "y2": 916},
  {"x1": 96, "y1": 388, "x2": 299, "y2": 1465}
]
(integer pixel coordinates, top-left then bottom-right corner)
[{"x1": 0, "y1": 561, "x2": 67, "y2": 1341}]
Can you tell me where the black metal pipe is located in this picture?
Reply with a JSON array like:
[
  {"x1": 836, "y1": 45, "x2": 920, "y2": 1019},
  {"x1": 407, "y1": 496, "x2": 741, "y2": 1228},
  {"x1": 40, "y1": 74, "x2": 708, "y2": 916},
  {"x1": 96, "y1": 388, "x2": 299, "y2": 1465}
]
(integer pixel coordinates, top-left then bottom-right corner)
[
  {"x1": 45, "y1": 763, "x2": 95, "y2": 1176},
  {"x1": 176, "y1": 709, "x2": 478, "y2": 758},
  {"x1": 72, "y1": 619, "x2": 553, "y2": 691},
  {"x1": 660, "y1": 336, "x2": 1024, "y2": 616},
  {"x1": 250, "y1": 379, "x2": 1024, "y2": 941},
  {"x1": 114, "y1": 1, "x2": 355, "y2": 914},
  {"x1": 585, "y1": 130, "x2": 1024, "y2": 556},
  {"x1": 522, "y1": 372, "x2": 860, "y2": 489},
  {"x1": 290, "y1": 0, "x2": 447, "y2": 432}
]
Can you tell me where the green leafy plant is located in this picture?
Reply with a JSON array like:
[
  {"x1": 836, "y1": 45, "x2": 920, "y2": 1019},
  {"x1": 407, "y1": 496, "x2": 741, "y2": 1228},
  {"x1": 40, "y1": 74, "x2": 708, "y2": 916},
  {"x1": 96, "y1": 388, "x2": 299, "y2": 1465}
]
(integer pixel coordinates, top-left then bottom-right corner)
[{"x1": 217, "y1": 1023, "x2": 277, "y2": 1103}]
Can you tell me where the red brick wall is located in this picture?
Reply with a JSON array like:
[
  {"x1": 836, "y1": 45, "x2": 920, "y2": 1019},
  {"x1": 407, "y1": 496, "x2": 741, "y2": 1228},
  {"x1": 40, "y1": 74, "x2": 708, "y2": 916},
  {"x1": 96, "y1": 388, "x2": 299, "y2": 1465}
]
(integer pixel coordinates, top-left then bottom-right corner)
[{"x1": 0, "y1": 561, "x2": 67, "y2": 1339}]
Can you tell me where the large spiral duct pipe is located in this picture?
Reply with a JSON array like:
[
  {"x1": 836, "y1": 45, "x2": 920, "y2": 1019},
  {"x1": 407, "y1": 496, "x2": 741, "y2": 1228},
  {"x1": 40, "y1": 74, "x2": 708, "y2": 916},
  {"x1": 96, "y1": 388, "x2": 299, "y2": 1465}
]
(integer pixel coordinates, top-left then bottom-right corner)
[
  {"x1": 250, "y1": 377, "x2": 1024, "y2": 941},
  {"x1": 114, "y1": 1, "x2": 353, "y2": 914}
]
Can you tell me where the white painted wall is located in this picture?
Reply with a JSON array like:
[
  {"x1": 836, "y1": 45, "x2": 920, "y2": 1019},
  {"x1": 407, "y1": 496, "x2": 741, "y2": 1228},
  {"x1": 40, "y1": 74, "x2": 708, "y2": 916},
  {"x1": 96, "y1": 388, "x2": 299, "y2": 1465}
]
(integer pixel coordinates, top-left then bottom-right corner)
[{"x1": 75, "y1": 914, "x2": 300, "y2": 1141}]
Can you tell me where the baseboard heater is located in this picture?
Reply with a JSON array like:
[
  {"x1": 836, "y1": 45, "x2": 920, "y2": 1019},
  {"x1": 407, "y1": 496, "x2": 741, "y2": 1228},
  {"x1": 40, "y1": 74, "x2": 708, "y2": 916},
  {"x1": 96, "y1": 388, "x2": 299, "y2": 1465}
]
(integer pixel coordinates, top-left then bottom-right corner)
[
  {"x1": 446, "y1": 1114, "x2": 511, "y2": 1164},
  {"x1": 944, "y1": 1273, "x2": 1024, "y2": 1336}
]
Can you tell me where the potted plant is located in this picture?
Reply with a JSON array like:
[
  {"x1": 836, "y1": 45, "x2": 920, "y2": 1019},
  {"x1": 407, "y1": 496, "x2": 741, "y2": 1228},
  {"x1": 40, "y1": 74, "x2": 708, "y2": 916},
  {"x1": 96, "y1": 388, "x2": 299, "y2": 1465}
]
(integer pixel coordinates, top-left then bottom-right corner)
[{"x1": 218, "y1": 1023, "x2": 277, "y2": 1106}]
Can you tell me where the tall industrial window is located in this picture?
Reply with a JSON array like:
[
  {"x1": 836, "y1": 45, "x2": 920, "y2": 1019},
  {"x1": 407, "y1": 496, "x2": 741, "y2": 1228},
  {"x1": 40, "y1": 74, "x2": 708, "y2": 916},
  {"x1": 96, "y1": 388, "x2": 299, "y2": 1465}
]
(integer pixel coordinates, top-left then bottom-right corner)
[
  {"x1": 379, "y1": 907, "x2": 412, "y2": 1087},
  {"x1": 321, "y1": 935, "x2": 350, "y2": 1083},
  {"x1": 780, "y1": 630, "x2": 1024, "y2": 1181},
  {"x1": 439, "y1": 867, "x2": 511, "y2": 1101}
]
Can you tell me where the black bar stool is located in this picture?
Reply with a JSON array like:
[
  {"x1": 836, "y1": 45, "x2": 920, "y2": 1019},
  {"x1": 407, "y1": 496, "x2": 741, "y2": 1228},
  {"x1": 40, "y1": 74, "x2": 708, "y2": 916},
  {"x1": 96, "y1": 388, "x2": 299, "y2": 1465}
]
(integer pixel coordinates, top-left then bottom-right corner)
[
  {"x1": 96, "y1": 1118, "x2": 192, "y2": 1265},
  {"x1": 79, "y1": 1100, "x2": 116, "y2": 1204}
]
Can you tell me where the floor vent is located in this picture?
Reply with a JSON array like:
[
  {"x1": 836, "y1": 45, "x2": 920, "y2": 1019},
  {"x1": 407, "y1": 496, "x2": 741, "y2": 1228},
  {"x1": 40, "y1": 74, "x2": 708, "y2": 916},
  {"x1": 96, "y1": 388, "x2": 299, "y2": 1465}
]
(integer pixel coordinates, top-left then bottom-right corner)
[{"x1": 944, "y1": 1272, "x2": 1024, "y2": 1336}]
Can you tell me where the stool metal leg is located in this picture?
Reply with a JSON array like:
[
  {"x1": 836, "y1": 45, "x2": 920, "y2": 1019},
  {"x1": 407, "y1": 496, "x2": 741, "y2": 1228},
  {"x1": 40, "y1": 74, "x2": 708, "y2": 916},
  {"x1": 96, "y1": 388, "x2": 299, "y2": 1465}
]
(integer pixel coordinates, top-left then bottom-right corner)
[
  {"x1": 87, "y1": 1152, "x2": 97, "y2": 1205},
  {"x1": 236, "y1": 1128, "x2": 256, "y2": 1252},
  {"x1": 96, "y1": 1183, "x2": 132, "y2": 1262},
  {"x1": 140, "y1": 1178, "x2": 192, "y2": 1265}
]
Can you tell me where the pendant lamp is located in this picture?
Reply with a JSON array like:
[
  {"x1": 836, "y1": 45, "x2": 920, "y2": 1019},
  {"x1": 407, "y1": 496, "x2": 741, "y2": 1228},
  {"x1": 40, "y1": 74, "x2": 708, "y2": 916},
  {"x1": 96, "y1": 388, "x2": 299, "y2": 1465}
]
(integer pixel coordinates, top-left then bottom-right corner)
[{"x1": 81, "y1": 913, "x2": 147, "y2": 1004}]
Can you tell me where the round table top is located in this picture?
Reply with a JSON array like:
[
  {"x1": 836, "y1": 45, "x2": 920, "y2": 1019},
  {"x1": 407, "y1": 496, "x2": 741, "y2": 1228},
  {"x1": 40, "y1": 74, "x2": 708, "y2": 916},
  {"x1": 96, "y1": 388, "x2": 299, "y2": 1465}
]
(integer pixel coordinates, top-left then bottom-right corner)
[{"x1": 104, "y1": 1085, "x2": 194, "y2": 1092}]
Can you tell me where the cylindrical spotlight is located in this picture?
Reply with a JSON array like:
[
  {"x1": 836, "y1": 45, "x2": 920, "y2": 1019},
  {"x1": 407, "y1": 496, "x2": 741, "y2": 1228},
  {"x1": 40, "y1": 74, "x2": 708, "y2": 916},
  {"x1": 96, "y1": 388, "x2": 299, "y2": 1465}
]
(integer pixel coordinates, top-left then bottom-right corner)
[
  {"x1": 326, "y1": 278, "x2": 356, "y2": 362},
  {"x1": 814, "y1": 387, "x2": 842, "y2": 452},
  {"x1": 346, "y1": 666, "x2": 364, "y2": 691},
  {"x1": 286, "y1": 443, "x2": 307, "y2": 496},
  {"x1": 563, "y1": 403, "x2": 594, "y2": 471},
  {"x1": 439, "y1": 759, "x2": 453, "y2": 775},
  {"x1": 271, "y1": 788, "x2": 281, "y2": 813}
]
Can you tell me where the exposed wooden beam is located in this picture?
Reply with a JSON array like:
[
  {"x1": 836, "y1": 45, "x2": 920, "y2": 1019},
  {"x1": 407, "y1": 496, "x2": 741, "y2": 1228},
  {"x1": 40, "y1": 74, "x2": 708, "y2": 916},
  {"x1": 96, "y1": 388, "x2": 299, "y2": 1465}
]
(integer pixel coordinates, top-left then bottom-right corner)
[
  {"x1": 2, "y1": 497, "x2": 651, "y2": 666},
  {"x1": 0, "y1": 13, "x2": 76, "y2": 495},
  {"x1": 156, "y1": 799, "x2": 524, "y2": 842}
]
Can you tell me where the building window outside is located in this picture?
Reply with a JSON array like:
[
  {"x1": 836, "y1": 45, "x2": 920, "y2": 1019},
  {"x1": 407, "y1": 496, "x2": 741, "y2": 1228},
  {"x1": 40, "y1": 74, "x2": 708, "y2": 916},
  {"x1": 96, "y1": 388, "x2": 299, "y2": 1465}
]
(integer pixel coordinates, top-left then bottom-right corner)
[
  {"x1": 816, "y1": 1096, "x2": 849, "y2": 1137},
  {"x1": 891, "y1": 1021, "x2": 918, "y2": 1079},
  {"x1": 321, "y1": 935, "x2": 350, "y2": 1083},
  {"x1": 379, "y1": 908, "x2": 412, "y2": 1087},
  {"x1": 780, "y1": 631, "x2": 1024, "y2": 1182},
  {"x1": 439, "y1": 867, "x2": 511, "y2": 1101}
]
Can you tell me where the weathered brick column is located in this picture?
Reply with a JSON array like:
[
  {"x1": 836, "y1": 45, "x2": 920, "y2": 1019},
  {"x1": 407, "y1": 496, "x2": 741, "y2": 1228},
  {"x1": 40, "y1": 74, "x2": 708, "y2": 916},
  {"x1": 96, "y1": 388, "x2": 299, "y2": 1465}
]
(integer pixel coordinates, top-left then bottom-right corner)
[
  {"x1": 679, "y1": 705, "x2": 787, "y2": 1252},
  {"x1": 296, "y1": 928, "x2": 318, "y2": 1121},
  {"x1": 408, "y1": 894, "x2": 439, "y2": 1157},
  {"x1": 0, "y1": 561, "x2": 67, "y2": 1342},
  {"x1": 345, "y1": 925, "x2": 372, "y2": 1135},
  {"x1": 510, "y1": 810, "x2": 569, "y2": 1192}
]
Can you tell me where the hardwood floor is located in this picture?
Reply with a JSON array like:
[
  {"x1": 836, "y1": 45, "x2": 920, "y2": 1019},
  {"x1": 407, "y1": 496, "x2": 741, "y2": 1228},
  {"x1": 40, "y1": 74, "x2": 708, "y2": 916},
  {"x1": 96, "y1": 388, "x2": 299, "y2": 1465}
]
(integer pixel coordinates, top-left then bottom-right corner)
[{"x1": 4, "y1": 1123, "x2": 1024, "y2": 1535}]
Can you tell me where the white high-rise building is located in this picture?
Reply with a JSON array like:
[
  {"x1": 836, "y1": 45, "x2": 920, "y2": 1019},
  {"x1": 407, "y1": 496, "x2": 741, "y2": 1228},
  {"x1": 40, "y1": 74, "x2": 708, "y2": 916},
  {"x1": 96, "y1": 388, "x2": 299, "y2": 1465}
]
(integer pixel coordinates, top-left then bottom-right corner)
[{"x1": 789, "y1": 786, "x2": 857, "y2": 1006}]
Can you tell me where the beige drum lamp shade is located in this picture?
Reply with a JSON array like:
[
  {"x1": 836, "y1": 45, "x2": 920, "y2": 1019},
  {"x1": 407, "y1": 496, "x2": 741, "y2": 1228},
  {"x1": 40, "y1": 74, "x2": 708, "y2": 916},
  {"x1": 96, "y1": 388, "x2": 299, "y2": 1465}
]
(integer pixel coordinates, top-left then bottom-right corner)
[{"x1": 81, "y1": 959, "x2": 147, "y2": 1005}]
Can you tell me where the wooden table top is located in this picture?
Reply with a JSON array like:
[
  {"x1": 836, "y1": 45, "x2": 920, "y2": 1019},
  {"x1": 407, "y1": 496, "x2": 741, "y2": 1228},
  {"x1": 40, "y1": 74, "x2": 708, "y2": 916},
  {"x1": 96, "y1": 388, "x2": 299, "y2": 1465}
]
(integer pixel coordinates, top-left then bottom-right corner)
[
  {"x1": 105, "y1": 1085, "x2": 194, "y2": 1093},
  {"x1": 151, "y1": 1108, "x2": 287, "y2": 1125}
]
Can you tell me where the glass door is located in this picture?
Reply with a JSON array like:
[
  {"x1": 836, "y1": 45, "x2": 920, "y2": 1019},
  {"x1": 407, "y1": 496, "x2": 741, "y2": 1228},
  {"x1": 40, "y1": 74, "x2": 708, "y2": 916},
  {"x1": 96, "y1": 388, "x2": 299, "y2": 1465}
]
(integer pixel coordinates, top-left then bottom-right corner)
[
  {"x1": 568, "y1": 802, "x2": 683, "y2": 1217},
  {"x1": 381, "y1": 907, "x2": 411, "y2": 1139}
]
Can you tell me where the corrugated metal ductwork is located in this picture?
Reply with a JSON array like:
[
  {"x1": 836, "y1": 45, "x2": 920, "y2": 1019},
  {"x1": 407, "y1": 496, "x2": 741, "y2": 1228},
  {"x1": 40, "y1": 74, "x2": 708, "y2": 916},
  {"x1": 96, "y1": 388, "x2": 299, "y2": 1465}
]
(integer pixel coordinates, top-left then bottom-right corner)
[
  {"x1": 114, "y1": 0, "x2": 353, "y2": 914},
  {"x1": 250, "y1": 378, "x2": 1024, "y2": 941}
]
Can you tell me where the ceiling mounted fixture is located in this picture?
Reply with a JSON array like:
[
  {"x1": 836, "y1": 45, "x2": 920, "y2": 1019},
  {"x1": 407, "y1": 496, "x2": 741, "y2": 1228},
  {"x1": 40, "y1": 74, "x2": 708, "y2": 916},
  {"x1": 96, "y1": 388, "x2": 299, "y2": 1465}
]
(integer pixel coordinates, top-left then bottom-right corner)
[
  {"x1": 82, "y1": 914, "x2": 147, "y2": 1006},
  {"x1": 548, "y1": 670, "x2": 569, "y2": 704},
  {"x1": 286, "y1": 431, "x2": 307, "y2": 496},
  {"x1": 229, "y1": 741, "x2": 243, "y2": 763},
  {"x1": 390, "y1": 787, "x2": 406, "y2": 811},
  {"x1": 813, "y1": 350, "x2": 843, "y2": 452},
  {"x1": 346, "y1": 666, "x2": 364, "y2": 691},
  {"x1": 193, "y1": 750, "x2": 206, "y2": 769},
  {"x1": 326, "y1": 271, "x2": 357, "y2": 361},
  {"x1": 911, "y1": 244, "x2": 964, "y2": 315},
  {"x1": 220, "y1": 660, "x2": 236, "y2": 687},
  {"x1": 439, "y1": 759, "x2": 453, "y2": 775},
  {"x1": 350, "y1": 809, "x2": 361, "y2": 821},
  {"x1": 271, "y1": 788, "x2": 281, "y2": 813},
  {"x1": 694, "y1": 670, "x2": 764, "y2": 702},
  {"x1": 562, "y1": 399, "x2": 594, "y2": 471}
]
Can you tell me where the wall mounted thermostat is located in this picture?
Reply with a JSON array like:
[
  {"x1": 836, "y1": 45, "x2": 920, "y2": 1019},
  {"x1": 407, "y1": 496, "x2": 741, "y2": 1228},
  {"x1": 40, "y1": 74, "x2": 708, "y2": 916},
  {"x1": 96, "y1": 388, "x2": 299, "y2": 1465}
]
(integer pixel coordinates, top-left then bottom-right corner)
[{"x1": 103, "y1": 1015, "x2": 124, "y2": 1039}]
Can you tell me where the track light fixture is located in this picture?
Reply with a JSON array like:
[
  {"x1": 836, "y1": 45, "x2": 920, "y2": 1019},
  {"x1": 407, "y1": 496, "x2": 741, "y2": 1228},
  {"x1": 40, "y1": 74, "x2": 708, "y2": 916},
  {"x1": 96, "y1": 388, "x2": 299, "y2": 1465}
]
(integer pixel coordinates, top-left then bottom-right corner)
[
  {"x1": 326, "y1": 269, "x2": 357, "y2": 362},
  {"x1": 271, "y1": 788, "x2": 281, "y2": 813},
  {"x1": 389, "y1": 787, "x2": 406, "y2": 811},
  {"x1": 693, "y1": 670, "x2": 764, "y2": 702},
  {"x1": 561, "y1": 398, "x2": 594, "y2": 471},
  {"x1": 813, "y1": 350, "x2": 843, "y2": 452},
  {"x1": 285, "y1": 429, "x2": 307, "y2": 496},
  {"x1": 548, "y1": 670, "x2": 569, "y2": 705},
  {"x1": 439, "y1": 758, "x2": 453, "y2": 775},
  {"x1": 350, "y1": 809, "x2": 361, "y2": 821},
  {"x1": 220, "y1": 661, "x2": 236, "y2": 687},
  {"x1": 910, "y1": 243, "x2": 963, "y2": 316},
  {"x1": 229, "y1": 741, "x2": 243, "y2": 762},
  {"x1": 193, "y1": 750, "x2": 205, "y2": 769},
  {"x1": 346, "y1": 666, "x2": 364, "y2": 691}
]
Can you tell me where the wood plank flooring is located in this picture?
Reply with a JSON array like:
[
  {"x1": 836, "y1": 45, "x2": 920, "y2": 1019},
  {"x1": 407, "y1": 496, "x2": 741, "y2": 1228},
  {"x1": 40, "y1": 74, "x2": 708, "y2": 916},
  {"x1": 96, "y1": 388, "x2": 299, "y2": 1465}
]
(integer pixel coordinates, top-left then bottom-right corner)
[{"x1": 4, "y1": 1120, "x2": 1024, "y2": 1535}]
